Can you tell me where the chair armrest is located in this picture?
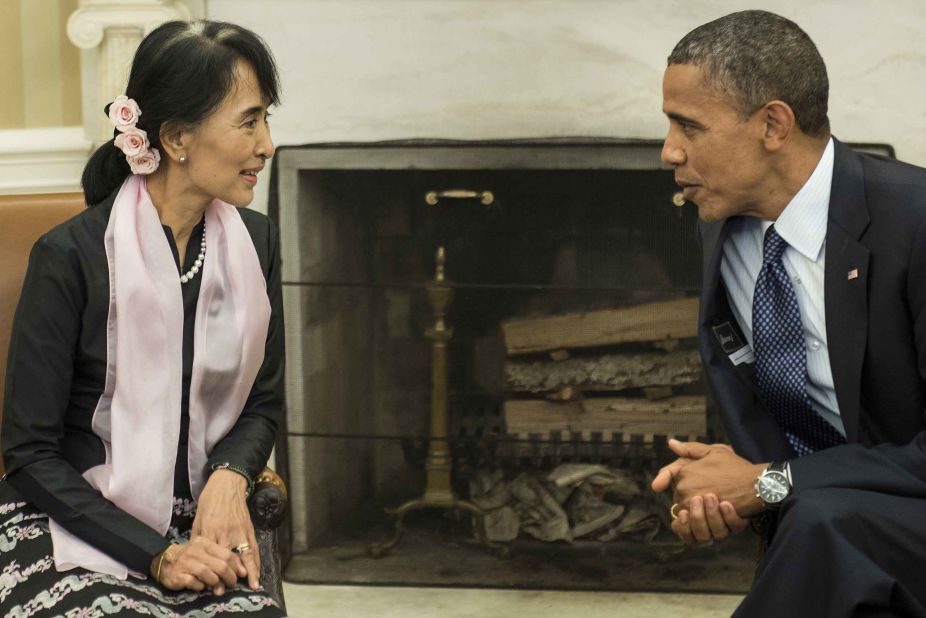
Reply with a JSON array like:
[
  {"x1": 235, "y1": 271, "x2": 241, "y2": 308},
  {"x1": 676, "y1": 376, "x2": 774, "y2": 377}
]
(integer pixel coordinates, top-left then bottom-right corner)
[
  {"x1": 247, "y1": 467, "x2": 287, "y2": 531},
  {"x1": 248, "y1": 467, "x2": 288, "y2": 612}
]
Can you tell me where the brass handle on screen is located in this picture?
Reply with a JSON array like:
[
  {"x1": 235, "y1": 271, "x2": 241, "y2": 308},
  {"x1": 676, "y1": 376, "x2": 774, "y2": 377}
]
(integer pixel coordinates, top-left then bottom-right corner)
[
  {"x1": 424, "y1": 189, "x2": 494, "y2": 206},
  {"x1": 672, "y1": 191, "x2": 686, "y2": 207}
]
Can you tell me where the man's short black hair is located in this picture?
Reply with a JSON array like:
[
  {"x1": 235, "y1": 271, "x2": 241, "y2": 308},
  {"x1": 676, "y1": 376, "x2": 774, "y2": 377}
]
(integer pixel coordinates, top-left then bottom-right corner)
[{"x1": 668, "y1": 10, "x2": 830, "y2": 137}]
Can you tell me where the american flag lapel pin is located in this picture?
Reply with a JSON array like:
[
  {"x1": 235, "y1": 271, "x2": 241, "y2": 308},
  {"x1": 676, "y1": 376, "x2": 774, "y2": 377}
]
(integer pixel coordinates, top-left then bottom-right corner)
[{"x1": 847, "y1": 268, "x2": 859, "y2": 280}]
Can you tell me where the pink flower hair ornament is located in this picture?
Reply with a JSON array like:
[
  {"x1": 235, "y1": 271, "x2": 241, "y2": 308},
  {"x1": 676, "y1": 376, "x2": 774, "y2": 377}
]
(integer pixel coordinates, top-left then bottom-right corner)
[{"x1": 108, "y1": 95, "x2": 160, "y2": 175}]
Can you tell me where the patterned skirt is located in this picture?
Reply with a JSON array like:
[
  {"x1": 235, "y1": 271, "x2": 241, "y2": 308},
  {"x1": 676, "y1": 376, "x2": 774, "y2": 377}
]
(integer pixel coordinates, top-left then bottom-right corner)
[{"x1": 0, "y1": 481, "x2": 284, "y2": 617}]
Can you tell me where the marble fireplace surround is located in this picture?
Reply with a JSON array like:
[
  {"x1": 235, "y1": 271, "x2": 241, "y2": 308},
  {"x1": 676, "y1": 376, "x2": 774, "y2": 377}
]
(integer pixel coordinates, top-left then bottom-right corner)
[
  {"x1": 270, "y1": 137, "x2": 728, "y2": 590},
  {"x1": 273, "y1": 137, "x2": 670, "y2": 549}
]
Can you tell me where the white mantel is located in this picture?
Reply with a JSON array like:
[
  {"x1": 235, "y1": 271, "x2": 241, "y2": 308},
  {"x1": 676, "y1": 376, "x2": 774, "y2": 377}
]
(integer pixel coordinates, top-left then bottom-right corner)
[
  {"x1": 5, "y1": 1, "x2": 924, "y2": 198},
  {"x1": 206, "y1": 0, "x2": 926, "y2": 214},
  {"x1": 208, "y1": 0, "x2": 926, "y2": 158}
]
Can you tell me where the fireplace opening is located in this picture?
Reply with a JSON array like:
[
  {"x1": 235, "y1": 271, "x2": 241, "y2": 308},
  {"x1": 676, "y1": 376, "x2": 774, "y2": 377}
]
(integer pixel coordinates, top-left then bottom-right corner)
[{"x1": 270, "y1": 140, "x2": 757, "y2": 593}]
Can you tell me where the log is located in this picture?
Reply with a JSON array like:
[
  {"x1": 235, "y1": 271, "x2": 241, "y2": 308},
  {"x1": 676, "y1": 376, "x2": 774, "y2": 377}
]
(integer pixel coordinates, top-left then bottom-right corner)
[
  {"x1": 502, "y1": 297, "x2": 698, "y2": 355},
  {"x1": 505, "y1": 350, "x2": 702, "y2": 394},
  {"x1": 503, "y1": 396, "x2": 706, "y2": 440}
]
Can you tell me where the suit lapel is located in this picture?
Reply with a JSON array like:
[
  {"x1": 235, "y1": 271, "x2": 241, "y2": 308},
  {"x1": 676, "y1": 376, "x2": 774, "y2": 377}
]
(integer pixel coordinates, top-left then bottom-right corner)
[
  {"x1": 825, "y1": 140, "x2": 871, "y2": 443},
  {"x1": 699, "y1": 217, "x2": 793, "y2": 460}
]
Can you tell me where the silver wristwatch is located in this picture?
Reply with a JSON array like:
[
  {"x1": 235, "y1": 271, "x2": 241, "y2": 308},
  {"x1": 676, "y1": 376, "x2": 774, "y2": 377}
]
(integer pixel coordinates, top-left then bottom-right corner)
[{"x1": 755, "y1": 461, "x2": 792, "y2": 507}]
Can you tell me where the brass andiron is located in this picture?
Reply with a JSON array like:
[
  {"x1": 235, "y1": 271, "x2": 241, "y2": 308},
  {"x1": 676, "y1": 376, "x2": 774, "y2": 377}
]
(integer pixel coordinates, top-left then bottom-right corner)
[{"x1": 368, "y1": 247, "x2": 507, "y2": 558}]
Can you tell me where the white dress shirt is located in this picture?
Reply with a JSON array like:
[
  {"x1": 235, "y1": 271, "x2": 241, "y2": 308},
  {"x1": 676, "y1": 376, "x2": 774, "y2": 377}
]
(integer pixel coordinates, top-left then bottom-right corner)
[{"x1": 719, "y1": 138, "x2": 845, "y2": 437}]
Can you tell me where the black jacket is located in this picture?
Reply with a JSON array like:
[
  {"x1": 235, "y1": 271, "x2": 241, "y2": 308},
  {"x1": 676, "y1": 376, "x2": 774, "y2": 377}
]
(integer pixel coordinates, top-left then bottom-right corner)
[
  {"x1": 698, "y1": 138, "x2": 926, "y2": 497},
  {"x1": 1, "y1": 189, "x2": 284, "y2": 574}
]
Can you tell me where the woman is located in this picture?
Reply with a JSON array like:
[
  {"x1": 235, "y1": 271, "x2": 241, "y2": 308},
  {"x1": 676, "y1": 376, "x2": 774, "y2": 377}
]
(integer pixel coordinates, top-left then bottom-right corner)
[{"x1": 1, "y1": 20, "x2": 285, "y2": 616}]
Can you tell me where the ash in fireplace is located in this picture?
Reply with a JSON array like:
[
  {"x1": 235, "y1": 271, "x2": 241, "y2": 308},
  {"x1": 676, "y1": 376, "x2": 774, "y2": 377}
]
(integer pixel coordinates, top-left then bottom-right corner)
[{"x1": 469, "y1": 464, "x2": 677, "y2": 545}]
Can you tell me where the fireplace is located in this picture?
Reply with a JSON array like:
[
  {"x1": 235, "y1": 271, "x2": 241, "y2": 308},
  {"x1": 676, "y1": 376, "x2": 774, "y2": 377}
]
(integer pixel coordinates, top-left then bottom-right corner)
[{"x1": 269, "y1": 138, "x2": 756, "y2": 592}]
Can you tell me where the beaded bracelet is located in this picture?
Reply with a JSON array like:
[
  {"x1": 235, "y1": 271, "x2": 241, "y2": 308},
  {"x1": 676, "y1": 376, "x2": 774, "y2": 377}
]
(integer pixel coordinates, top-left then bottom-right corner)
[{"x1": 211, "y1": 462, "x2": 255, "y2": 498}]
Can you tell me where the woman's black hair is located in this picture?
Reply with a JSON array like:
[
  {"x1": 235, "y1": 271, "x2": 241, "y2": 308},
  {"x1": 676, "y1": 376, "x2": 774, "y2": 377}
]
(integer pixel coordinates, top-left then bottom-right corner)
[{"x1": 81, "y1": 20, "x2": 280, "y2": 205}]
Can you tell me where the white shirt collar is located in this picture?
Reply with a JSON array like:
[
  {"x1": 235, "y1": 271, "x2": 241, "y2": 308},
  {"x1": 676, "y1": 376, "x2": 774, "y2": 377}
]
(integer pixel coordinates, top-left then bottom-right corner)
[{"x1": 761, "y1": 138, "x2": 834, "y2": 261}]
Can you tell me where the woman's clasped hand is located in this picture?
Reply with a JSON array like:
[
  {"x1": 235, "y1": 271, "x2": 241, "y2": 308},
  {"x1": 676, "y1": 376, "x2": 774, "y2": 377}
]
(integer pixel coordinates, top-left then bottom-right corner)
[
  {"x1": 153, "y1": 536, "x2": 243, "y2": 595},
  {"x1": 192, "y1": 468, "x2": 262, "y2": 591},
  {"x1": 151, "y1": 469, "x2": 261, "y2": 595}
]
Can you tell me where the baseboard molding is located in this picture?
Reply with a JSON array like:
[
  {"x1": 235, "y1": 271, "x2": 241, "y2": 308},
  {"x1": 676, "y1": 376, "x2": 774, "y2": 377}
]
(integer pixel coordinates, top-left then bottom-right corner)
[{"x1": 0, "y1": 127, "x2": 92, "y2": 194}]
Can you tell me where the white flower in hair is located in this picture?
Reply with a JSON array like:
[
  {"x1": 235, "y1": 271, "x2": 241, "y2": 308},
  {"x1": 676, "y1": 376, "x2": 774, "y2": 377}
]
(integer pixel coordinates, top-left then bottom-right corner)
[
  {"x1": 114, "y1": 128, "x2": 149, "y2": 157},
  {"x1": 109, "y1": 95, "x2": 142, "y2": 132},
  {"x1": 109, "y1": 94, "x2": 159, "y2": 175},
  {"x1": 128, "y1": 148, "x2": 161, "y2": 175}
]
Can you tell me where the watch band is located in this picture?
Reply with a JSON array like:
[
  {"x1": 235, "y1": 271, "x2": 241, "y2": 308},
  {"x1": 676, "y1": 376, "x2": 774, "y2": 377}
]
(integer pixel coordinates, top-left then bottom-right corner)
[
  {"x1": 767, "y1": 461, "x2": 787, "y2": 474},
  {"x1": 770, "y1": 461, "x2": 793, "y2": 486}
]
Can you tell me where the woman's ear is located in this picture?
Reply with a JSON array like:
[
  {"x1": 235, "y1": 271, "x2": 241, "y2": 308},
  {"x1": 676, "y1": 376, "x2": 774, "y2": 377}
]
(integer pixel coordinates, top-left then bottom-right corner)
[
  {"x1": 158, "y1": 121, "x2": 190, "y2": 164},
  {"x1": 762, "y1": 100, "x2": 796, "y2": 152}
]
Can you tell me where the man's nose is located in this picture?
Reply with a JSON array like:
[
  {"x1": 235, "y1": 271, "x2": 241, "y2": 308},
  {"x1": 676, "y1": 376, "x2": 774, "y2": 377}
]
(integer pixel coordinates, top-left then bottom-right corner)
[{"x1": 661, "y1": 138, "x2": 685, "y2": 167}]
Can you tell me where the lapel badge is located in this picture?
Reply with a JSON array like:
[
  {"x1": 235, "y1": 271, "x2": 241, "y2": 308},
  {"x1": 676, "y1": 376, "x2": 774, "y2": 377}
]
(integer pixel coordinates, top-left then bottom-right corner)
[
  {"x1": 847, "y1": 268, "x2": 859, "y2": 281},
  {"x1": 712, "y1": 321, "x2": 744, "y2": 354}
]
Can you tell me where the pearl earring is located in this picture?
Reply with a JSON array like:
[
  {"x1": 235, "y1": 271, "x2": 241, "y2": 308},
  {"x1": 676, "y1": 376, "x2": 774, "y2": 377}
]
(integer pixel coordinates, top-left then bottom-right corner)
[{"x1": 179, "y1": 154, "x2": 187, "y2": 164}]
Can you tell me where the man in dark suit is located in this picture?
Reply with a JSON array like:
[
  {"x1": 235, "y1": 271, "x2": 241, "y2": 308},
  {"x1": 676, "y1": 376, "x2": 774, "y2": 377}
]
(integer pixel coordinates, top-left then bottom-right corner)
[{"x1": 650, "y1": 10, "x2": 926, "y2": 616}]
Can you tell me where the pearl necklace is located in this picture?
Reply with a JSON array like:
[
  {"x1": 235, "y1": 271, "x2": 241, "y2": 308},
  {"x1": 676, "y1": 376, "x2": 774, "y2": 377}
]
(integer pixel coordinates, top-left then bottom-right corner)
[{"x1": 180, "y1": 222, "x2": 206, "y2": 284}]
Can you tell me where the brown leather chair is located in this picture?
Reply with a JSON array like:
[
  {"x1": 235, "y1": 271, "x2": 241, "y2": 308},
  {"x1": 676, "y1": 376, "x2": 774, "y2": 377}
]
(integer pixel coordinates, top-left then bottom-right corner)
[
  {"x1": 0, "y1": 193, "x2": 287, "y2": 609},
  {"x1": 0, "y1": 192, "x2": 86, "y2": 463}
]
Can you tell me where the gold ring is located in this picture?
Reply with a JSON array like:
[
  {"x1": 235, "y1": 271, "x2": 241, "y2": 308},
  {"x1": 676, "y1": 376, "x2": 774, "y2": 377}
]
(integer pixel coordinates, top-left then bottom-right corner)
[
  {"x1": 670, "y1": 503, "x2": 680, "y2": 520},
  {"x1": 232, "y1": 543, "x2": 251, "y2": 554}
]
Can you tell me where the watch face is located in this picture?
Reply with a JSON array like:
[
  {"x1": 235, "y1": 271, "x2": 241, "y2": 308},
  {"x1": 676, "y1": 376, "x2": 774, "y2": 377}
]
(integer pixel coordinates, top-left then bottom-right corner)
[{"x1": 757, "y1": 470, "x2": 790, "y2": 503}]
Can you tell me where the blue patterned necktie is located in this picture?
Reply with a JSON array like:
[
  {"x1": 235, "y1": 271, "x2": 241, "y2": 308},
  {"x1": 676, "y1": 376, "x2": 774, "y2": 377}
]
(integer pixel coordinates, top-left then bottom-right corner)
[{"x1": 752, "y1": 225, "x2": 846, "y2": 456}]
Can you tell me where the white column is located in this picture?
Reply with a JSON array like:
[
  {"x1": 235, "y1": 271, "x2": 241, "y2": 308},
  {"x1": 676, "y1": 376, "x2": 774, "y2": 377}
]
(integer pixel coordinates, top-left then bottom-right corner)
[{"x1": 67, "y1": 0, "x2": 192, "y2": 143}]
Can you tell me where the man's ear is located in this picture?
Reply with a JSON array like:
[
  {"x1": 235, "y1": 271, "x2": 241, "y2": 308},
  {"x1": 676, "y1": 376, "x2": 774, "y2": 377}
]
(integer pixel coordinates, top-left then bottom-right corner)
[
  {"x1": 762, "y1": 100, "x2": 796, "y2": 152},
  {"x1": 158, "y1": 121, "x2": 191, "y2": 163}
]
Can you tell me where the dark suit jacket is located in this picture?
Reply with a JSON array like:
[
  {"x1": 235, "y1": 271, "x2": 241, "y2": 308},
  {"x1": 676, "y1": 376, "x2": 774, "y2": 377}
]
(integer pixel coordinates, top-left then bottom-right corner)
[{"x1": 699, "y1": 138, "x2": 926, "y2": 497}]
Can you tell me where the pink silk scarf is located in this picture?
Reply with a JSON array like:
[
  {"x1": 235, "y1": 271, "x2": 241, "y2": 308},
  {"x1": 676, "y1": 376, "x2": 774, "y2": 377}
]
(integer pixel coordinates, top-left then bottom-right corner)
[{"x1": 49, "y1": 174, "x2": 271, "y2": 578}]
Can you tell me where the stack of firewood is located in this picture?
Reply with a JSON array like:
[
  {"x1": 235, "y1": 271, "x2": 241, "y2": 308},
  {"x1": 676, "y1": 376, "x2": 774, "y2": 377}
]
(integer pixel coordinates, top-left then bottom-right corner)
[{"x1": 500, "y1": 297, "x2": 706, "y2": 442}]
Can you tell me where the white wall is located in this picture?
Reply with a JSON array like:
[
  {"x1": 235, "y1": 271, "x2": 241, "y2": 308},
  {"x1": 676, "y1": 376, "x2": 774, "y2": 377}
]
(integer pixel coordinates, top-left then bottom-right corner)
[{"x1": 209, "y1": 0, "x2": 926, "y2": 212}]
